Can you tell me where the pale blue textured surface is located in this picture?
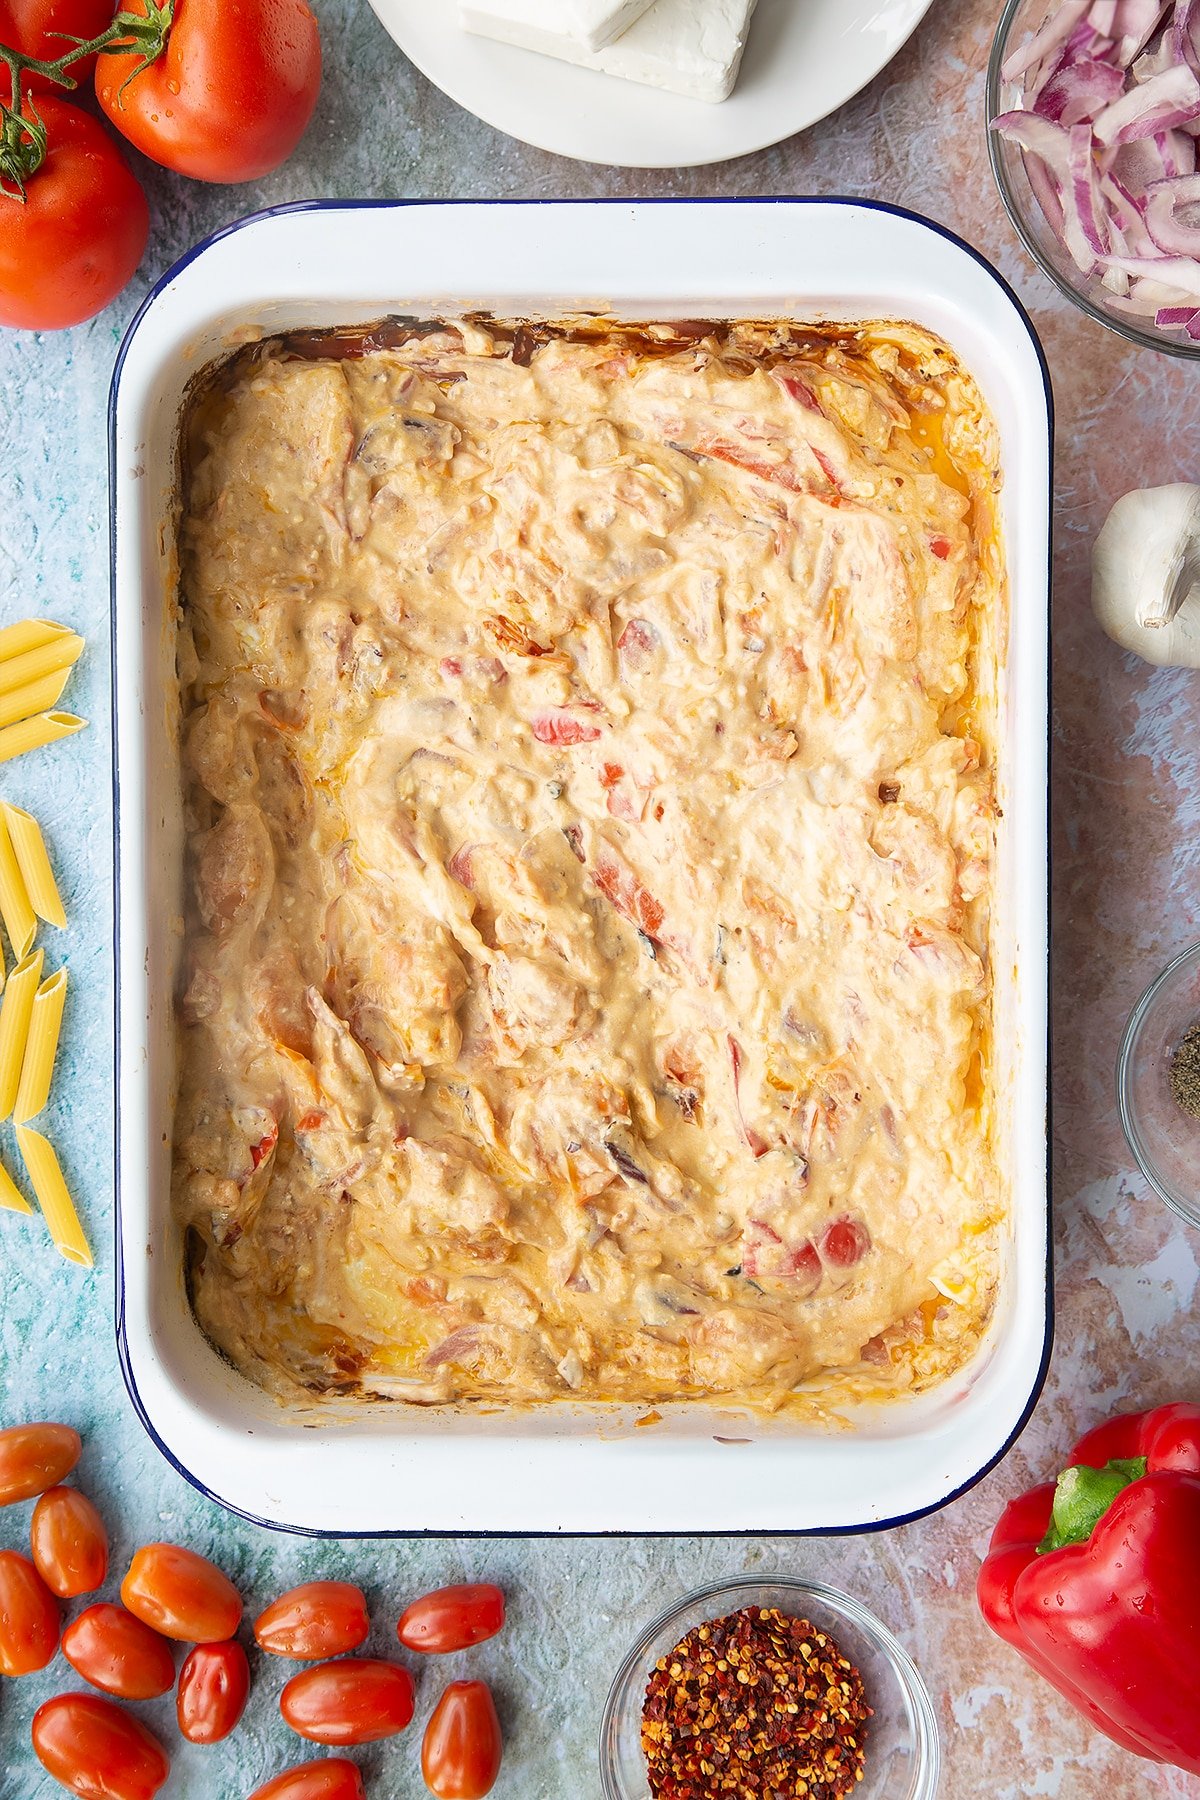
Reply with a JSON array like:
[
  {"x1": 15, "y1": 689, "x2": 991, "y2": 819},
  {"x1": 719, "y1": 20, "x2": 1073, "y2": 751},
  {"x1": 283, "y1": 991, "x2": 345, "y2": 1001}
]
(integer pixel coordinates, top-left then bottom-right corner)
[{"x1": 2, "y1": 1, "x2": 1196, "y2": 1796}]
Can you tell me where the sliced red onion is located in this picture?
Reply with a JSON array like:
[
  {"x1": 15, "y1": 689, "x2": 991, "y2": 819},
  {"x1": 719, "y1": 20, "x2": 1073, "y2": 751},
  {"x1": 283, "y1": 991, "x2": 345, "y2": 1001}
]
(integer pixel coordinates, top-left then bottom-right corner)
[
  {"x1": 1155, "y1": 124, "x2": 1197, "y2": 168},
  {"x1": 1034, "y1": 56, "x2": 1127, "y2": 119},
  {"x1": 1143, "y1": 170, "x2": 1200, "y2": 247},
  {"x1": 1092, "y1": 60, "x2": 1200, "y2": 141},
  {"x1": 1070, "y1": 119, "x2": 1113, "y2": 251},
  {"x1": 1002, "y1": 0, "x2": 1094, "y2": 84},
  {"x1": 994, "y1": 0, "x2": 1200, "y2": 332},
  {"x1": 1108, "y1": 0, "x2": 1171, "y2": 64},
  {"x1": 1103, "y1": 249, "x2": 1200, "y2": 290},
  {"x1": 1173, "y1": 0, "x2": 1200, "y2": 69}
]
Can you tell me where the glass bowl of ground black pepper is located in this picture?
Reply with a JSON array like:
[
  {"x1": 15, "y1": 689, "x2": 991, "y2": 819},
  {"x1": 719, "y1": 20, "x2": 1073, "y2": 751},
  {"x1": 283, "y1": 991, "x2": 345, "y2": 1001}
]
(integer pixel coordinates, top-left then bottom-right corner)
[
  {"x1": 1118, "y1": 941, "x2": 1200, "y2": 1229},
  {"x1": 599, "y1": 1577, "x2": 940, "y2": 1800}
]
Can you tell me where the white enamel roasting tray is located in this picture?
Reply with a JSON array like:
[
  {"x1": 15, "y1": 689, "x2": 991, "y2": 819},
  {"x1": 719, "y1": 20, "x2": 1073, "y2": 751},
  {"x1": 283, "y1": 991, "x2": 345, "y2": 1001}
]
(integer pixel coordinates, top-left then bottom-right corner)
[{"x1": 111, "y1": 199, "x2": 1052, "y2": 1536}]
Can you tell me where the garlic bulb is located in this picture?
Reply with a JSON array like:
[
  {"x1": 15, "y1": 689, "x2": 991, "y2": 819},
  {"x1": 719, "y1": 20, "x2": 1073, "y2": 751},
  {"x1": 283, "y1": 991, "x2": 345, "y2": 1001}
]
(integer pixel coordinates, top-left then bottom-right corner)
[{"x1": 1092, "y1": 484, "x2": 1200, "y2": 667}]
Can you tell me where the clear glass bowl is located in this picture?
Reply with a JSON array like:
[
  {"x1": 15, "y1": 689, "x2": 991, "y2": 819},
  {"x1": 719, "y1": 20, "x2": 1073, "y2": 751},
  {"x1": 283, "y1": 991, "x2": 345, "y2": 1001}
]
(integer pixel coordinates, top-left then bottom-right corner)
[
  {"x1": 987, "y1": 0, "x2": 1200, "y2": 358},
  {"x1": 1118, "y1": 941, "x2": 1200, "y2": 1228},
  {"x1": 599, "y1": 1577, "x2": 940, "y2": 1800}
]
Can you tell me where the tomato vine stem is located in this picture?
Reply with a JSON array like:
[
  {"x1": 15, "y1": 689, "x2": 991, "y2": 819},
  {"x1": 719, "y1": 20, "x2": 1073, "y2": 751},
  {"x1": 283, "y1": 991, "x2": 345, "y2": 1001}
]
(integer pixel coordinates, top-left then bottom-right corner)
[{"x1": 0, "y1": 0, "x2": 173, "y2": 198}]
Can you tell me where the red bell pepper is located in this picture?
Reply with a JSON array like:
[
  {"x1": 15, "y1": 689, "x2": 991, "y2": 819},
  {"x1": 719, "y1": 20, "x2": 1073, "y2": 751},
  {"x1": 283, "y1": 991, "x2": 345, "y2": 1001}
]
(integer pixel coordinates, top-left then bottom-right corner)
[{"x1": 977, "y1": 1403, "x2": 1200, "y2": 1772}]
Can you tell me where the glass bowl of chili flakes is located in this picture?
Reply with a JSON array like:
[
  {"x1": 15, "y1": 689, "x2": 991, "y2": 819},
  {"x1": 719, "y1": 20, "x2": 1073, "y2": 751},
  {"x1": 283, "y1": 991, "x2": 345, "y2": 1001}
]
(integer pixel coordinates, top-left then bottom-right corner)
[{"x1": 599, "y1": 1576, "x2": 939, "y2": 1800}]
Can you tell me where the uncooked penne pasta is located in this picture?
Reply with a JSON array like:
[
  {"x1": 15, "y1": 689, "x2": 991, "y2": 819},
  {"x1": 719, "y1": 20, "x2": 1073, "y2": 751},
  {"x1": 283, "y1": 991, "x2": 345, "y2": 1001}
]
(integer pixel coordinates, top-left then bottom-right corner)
[
  {"x1": 14, "y1": 968, "x2": 66, "y2": 1125},
  {"x1": 0, "y1": 712, "x2": 86, "y2": 766},
  {"x1": 0, "y1": 634, "x2": 84, "y2": 699},
  {"x1": 0, "y1": 1157, "x2": 31, "y2": 1216},
  {"x1": 0, "y1": 812, "x2": 35, "y2": 962},
  {"x1": 0, "y1": 620, "x2": 75, "y2": 664},
  {"x1": 0, "y1": 949, "x2": 43, "y2": 1119},
  {"x1": 16, "y1": 1125, "x2": 92, "y2": 1268},
  {"x1": 1, "y1": 804, "x2": 65, "y2": 929},
  {"x1": 0, "y1": 669, "x2": 70, "y2": 733}
]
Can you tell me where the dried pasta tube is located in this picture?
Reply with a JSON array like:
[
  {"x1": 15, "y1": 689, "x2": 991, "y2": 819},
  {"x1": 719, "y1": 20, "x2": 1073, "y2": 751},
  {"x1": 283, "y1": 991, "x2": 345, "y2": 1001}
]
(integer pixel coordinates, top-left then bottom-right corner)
[
  {"x1": 0, "y1": 809, "x2": 36, "y2": 959},
  {"x1": 14, "y1": 968, "x2": 67, "y2": 1125},
  {"x1": 0, "y1": 635, "x2": 84, "y2": 698},
  {"x1": 0, "y1": 713, "x2": 86, "y2": 766},
  {"x1": 0, "y1": 620, "x2": 75, "y2": 663},
  {"x1": 16, "y1": 1126, "x2": 91, "y2": 1267},
  {"x1": 0, "y1": 1158, "x2": 32, "y2": 1216},
  {"x1": 0, "y1": 949, "x2": 43, "y2": 1119},
  {"x1": 0, "y1": 670, "x2": 70, "y2": 732},
  {"x1": 1, "y1": 804, "x2": 66, "y2": 929}
]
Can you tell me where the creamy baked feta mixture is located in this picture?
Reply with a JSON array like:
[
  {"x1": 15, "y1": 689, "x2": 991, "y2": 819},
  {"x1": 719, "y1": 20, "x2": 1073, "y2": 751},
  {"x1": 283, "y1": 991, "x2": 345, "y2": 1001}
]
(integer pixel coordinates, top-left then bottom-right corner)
[{"x1": 173, "y1": 317, "x2": 1004, "y2": 1411}]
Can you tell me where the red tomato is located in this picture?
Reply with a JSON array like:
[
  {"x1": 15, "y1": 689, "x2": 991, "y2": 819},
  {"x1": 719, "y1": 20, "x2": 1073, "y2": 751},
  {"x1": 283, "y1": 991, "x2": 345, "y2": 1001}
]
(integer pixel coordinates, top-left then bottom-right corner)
[
  {"x1": 31, "y1": 1487, "x2": 109, "y2": 1598},
  {"x1": 255, "y1": 1582, "x2": 369, "y2": 1660},
  {"x1": 0, "y1": 96, "x2": 148, "y2": 330},
  {"x1": 177, "y1": 1639, "x2": 251, "y2": 1744},
  {"x1": 0, "y1": 0, "x2": 118, "y2": 91},
  {"x1": 421, "y1": 1682, "x2": 503, "y2": 1800},
  {"x1": 0, "y1": 1548, "x2": 59, "y2": 1674},
  {"x1": 397, "y1": 1584, "x2": 505, "y2": 1655},
  {"x1": 247, "y1": 1760, "x2": 366, "y2": 1800},
  {"x1": 32, "y1": 1693, "x2": 169, "y2": 1800},
  {"x1": 62, "y1": 1604, "x2": 176, "y2": 1700},
  {"x1": 280, "y1": 1659, "x2": 415, "y2": 1746},
  {"x1": 95, "y1": 0, "x2": 321, "y2": 183},
  {"x1": 121, "y1": 1543, "x2": 243, "y2": 1643},
  {"x1": 0, "y1": 1421, "x2": 81, "y2": 1504}
]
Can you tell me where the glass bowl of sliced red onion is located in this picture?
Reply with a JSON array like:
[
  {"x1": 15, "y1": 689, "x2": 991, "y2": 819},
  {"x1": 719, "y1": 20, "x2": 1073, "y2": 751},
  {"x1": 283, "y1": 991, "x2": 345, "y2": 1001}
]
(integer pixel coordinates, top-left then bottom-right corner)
[{"x1": 988, "y1": 0, "x2": 1200, "y2": 353}]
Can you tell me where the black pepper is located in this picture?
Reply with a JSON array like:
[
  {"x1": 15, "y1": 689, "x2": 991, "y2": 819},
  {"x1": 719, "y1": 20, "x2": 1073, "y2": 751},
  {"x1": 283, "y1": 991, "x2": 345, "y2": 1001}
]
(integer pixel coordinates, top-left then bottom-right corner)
[{"x1": 1169, "y1": 1023, "x2": 1200, "y2": 1120}]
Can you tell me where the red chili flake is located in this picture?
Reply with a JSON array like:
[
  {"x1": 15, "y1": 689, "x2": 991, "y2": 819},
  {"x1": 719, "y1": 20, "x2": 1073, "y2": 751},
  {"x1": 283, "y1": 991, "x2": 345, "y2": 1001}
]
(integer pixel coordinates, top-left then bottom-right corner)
[
  {"x1": 929, "y1": 534, "x2": 953, "y2": 560},
  {"x1": 641, "y1": 1606, "x2": 871, "y2": 1800}
]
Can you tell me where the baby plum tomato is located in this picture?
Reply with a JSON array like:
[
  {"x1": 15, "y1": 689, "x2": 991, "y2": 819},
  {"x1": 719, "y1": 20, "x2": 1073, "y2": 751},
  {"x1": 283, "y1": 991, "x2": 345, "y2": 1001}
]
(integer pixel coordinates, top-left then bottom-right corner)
[
  {"x1": 254, "y1": 1580, "x2": 369, "y2": 1660},
  {"x1": 0, "y1": 1549, "x2": 59, "y2": 1674},
  {"x1": 32, "y1": 1693, "x2": 170, "y2": 1800},
  {"x1": 177, "y1": 1638, "x2": 251, "y2": 1743},
  {"x1": 0, "y1": 0, "x2": 118, "y2": 92},
  {"x1": 397, "y1": 1583, "x2": 505, "y2": 1655},
  {"x1": 421, "y1": 1681, "x2": 503, "y2": 1800},
  {"x1": 96, "y1": 0, "x2": 322, "y2": 184},
  {"x1": 280, "y1": 1658, "x2": 415, "y2": 1745},
  {"x1": 0, "y1": 97, "x2": 149, "y2": 331},
  {"x1": 247, "y1": 1760, "x2": 366, "y2": 1800},
  {"x1": 62, "y1": 1603, "x2": 176, "y2": 1700},
  {"x1": 31, "y1": 1486, "x2": 109, "y2": 1597},
  {"x1": 0, "y1": 1421, "x2": 80, "y2": 1504},
  {"x1": 121, "y1": 1543, "x2": 243, "y2": 1643}
]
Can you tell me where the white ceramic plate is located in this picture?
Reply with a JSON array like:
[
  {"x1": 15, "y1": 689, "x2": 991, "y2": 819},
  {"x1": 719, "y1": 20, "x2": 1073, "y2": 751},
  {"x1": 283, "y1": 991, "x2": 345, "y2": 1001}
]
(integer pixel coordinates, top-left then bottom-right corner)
[
  {"x1": 112, "y1": 197, "x2": 1051, "y2": 1537},
  {"x1": 365, "y1": 0, "x2": 938, "y2": 169}
]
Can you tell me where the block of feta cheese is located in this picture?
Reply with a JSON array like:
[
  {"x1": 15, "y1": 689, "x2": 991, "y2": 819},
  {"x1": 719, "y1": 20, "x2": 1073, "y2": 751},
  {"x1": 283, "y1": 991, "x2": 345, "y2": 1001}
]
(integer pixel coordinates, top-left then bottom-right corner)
[
  {"x1": 462, "y1": 0, "x2": 759, "y2": 105},
  {"x1": 459, "y1": 0, "x2": 658, "y2": 57}
]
